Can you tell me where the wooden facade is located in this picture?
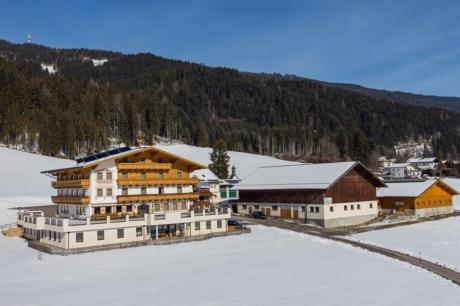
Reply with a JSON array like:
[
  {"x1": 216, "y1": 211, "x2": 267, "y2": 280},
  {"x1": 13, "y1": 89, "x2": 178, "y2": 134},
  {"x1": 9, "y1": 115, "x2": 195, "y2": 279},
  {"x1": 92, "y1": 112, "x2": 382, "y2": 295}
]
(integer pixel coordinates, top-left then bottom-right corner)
[{"x1": 379, "y1": 180, "x2": 455, "y2": 211}]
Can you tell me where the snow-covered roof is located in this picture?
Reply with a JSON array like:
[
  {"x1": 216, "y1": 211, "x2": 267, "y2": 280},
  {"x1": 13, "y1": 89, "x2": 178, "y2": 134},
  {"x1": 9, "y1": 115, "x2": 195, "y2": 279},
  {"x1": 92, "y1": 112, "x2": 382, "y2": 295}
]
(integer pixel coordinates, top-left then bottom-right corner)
[
  {"x1": 377, "y1": 179, "x2": 457, "y2": 197},
  {"x1": 407, "y1": 157, "x2": 438, "y2": 163},
  {"x1": 235, "y1": 161, "x2": 364, "y2": 191},
  {"x1": 385, "y1": 163, "x2": 410, "y2": 168},
  {"x1": 191, "y1": 169, "x2": 219, "y2": 182},
  {"x1": 442, "y1": 178, "x2": 460, "y2": 194}
]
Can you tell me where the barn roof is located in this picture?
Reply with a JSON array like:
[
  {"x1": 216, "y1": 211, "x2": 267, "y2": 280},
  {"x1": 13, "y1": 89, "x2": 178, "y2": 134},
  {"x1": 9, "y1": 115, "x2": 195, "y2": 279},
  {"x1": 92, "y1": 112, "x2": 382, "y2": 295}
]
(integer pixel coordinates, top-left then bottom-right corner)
[
  {"x1": 235, "y1": 161, "x2": 384, "y2": 191},
  {"x1": 377, "y1": 179, "x2": 459, "y2": 197}
]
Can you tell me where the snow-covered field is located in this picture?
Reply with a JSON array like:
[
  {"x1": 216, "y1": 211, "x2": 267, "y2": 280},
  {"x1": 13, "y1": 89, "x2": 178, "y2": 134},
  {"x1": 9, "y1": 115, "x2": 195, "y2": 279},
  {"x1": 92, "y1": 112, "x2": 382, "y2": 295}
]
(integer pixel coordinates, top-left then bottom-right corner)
[
  {"x1": 2, "y1": 147, "x2": 460, "y2": 305},
  {"x1": 158, "y1": 144, "x2": 299, "y2": 179},
  {"x1": 351, "y1": 216, "x2": 460, "y2": 272}
]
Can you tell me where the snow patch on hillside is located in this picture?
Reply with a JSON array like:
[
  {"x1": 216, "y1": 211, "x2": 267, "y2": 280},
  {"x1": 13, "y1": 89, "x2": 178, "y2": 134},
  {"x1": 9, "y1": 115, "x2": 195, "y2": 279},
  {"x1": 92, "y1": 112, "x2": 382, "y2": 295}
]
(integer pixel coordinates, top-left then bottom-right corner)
[
  {"x1": 91, "y1": 58, "x2": 108, "y2": 67},
  {"x1": 158, "y1": 144, "x2": 300, "y2": 179},
  {"x1": 40, "y1": 63, "x2": 57, "y2": 74},
  {"x1": 0, "y1": 147, "x2": 73, "y2": 197}
]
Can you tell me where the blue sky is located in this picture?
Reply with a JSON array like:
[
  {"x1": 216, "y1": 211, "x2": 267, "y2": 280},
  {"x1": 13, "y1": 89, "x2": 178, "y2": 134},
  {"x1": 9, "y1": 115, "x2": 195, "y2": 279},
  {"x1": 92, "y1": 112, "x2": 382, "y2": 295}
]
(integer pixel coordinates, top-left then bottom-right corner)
[{"x1": 1, "y1": 0, "x2": 460, "y2": 96}]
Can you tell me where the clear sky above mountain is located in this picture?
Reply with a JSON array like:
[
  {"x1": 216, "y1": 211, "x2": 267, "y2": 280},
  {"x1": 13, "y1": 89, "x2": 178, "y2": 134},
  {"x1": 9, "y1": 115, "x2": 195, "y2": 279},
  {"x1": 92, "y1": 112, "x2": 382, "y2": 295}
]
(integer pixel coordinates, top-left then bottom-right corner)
[{"x1": 1, "y1": 0, "x2": 459, "y2": 96}]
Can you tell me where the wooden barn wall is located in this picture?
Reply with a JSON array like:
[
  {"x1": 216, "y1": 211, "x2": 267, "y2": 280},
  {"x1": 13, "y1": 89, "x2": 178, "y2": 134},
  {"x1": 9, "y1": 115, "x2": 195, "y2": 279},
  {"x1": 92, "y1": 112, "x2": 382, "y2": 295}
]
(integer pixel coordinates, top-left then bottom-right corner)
[
  {"x1": 324, "y1": 168, "x2": 377, "y2": 203},
  {"x1": 239, "y1": 189, "x2": 324, "y2": 204}
]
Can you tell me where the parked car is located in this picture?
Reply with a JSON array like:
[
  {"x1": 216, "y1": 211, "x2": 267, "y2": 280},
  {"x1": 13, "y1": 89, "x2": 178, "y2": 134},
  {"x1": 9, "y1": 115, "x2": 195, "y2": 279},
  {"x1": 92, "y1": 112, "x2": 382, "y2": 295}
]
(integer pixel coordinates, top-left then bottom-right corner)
[
  {"x1": 228, "y1": 219, "x2": 244, "y2": 229},
  {"x1": 251, "y1": 211, "x2": 267, "y2": 219}
]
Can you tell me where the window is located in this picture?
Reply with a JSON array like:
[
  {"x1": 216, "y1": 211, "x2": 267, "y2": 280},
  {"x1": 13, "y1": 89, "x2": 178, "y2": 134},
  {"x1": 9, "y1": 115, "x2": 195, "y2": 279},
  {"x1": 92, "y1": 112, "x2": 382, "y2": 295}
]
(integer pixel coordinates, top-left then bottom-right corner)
[
  {"x1": 172, "y1": 203, "x2": 178, "y2": 210},
  {"x1": 155, "y1": 203, "x2": 161, "y2": 211},
  {"x1": 330, "y1": 206, "x2": 334, "y2": 212},
  {"x1": 97, "y1": 172, "x2": 103, "y2": 180},
  {"x1": 242, "y1": 205, "x2": 247, "y2": 210},
  {"x1": 106, "y1": 172, "x2": 112, "y2": 180},
  {"x1": 181, "y1": 202, "x2": 187, "y2": 210},
  {"x1": 254, "y1": 205, "x2": 260, "y2": 210},
  {"x1": 206, "y1": 221, "x2": 211, "y2": 229},
  {"x1": 164, "y1": 203, "x2": 169, "y2": 211},
  {"x1": 127, "y1": 205, "x2": 132, "y2": 212},
  {"x1": 310, "y1": 206, "x2": 314, "y2": 213},
  {"x1": 159, "y1": 187, "x2": 164, "y2": 194},
  {"x1": 97, "y1": 230, "x2": 104, "y2": 240},
  {"x1": 195, "y1": 222, "x2": 201, "y2": 230},
  {"x1": 141, "y1": 187, "x2": 147, "y2": 195},
  {"x1": 177, "y1": 171, "x2": 182, "y2": 179},
  {"x1": 351, "y1": 205, "x2": 354, "y2": 210},
  {"x1": 122, "y1": 188, "x2": 128, "y2": 195},
  {"x1": 369, "y1": 203, "x2": 373, "y2": 209},
  {"x1": 177, "y1": 186, "x2": 183, "y2": 194},
  {"x1": 117, "y1": 206, "x2": 122, "y2": 213},
  {"x1": 315, "y1": 206, "x2": 319, "y2": 213},
  {"x1": 136, "y1": 227, "x2": 143, "y2": 236},
  {"x1": 158, "y1": 171, "x2": 165, "y2": 179},
  {"x1": 106, "y1": 188, "x2": 113, "y2": 197},
  {"x1": 97, "y1": 189, "x2": 103, "y2": 197},
  {"x1": 344, "y1": 205, "x2": 348, "y2": 211},
  {"x1": 357, "y1": 204, "x2": 361, "y2": 210},
  {"x1": 217, "y1": 220, "x2": 222, "y2": 228},
  {"x1": 117, "y1": 228, "x2": 124, "y2": 238},
  {"x1": 76, "y1": 232, "x2": 84, "y2": 243},
  {"x1": 140, "y1": 171, "x2": 146, "y2": 180},
  {"x1": 272, "y1": 205, "x2": 278, "y2": 211},
  {"x1": 302, "y1": 206, "x2": 306, "y2": 212},
  {"x1": 122, "y1": 172, "x2": 128, "y2": 179}
]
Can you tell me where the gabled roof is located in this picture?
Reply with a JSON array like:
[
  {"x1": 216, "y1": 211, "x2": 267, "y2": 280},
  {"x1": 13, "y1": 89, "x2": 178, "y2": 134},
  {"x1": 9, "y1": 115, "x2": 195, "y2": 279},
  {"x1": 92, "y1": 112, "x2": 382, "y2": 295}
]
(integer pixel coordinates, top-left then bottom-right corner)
[
  {"x1": 442, "y1": 178, "x2": 460, "y2": 194},
  {"x1": 42, "y1": 146, "x2": 206, "y2": 174},
  {"x1": 407, "y1": 157, "x2": 439, "y2": 163},
  {"x1": 235, "y1": 161, "x2": 384, "y2": 191},
  {"x1": 377, "y1": 179, "x2": 458, "y2": 197}
]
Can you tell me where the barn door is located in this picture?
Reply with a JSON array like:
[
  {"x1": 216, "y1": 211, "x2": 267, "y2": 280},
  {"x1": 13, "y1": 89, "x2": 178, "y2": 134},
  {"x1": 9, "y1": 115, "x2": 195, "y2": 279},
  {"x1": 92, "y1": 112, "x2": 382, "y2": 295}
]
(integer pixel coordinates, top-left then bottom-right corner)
[
  {"x1": 293, "y1": 209, "x2": 299, "y2": 219},
  {"x1": 248, "y1": 207, "x2": 253, "y2": 215},
  {"x1": 281, "y1": 208, "x2": 292, "y2": 218}
]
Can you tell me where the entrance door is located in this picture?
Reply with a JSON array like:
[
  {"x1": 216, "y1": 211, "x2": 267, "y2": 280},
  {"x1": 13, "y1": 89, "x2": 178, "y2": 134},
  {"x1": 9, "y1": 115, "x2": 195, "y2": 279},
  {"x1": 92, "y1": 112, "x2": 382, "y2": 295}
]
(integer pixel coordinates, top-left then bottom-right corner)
[
  {"x1": 248, "y1": 206, "x2": 253, "y2": 215},
  {"x1": 293, "y1": 209, "x2": 299, "y2": 219},
  {"x1": 265, "y1": 208, "x2": 271, "y2": 217},
  {"x1": 281, "y1": 208, "x2": 292, "y2": 218}
]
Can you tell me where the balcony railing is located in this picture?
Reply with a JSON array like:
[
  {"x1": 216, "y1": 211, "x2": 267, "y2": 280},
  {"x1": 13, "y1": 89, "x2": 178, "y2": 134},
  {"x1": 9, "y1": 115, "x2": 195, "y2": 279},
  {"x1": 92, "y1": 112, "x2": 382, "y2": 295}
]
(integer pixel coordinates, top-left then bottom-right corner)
[
  {"x1": 117, "y1": 162, "x2": 172, "y2": 170},
  {"x1": 117, "y1": 178, "x2": 199, "y2": 186},
  {"x1": 52, "y1": 179, "x2": 90, "y2": 189},
  {"x1": 51, "y1": 196, "x2": 90, "y2": 205},
  {"x1": 117, "y1": 192, "x2": 200, "y2": 203}
]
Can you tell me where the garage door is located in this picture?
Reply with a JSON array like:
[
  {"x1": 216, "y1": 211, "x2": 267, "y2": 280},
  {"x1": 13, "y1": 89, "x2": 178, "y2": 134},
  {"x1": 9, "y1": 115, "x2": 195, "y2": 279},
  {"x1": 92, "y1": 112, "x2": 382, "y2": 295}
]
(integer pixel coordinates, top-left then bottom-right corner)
[{"x1": 280, "y1": 208, "x2": 292, "y2": 218}]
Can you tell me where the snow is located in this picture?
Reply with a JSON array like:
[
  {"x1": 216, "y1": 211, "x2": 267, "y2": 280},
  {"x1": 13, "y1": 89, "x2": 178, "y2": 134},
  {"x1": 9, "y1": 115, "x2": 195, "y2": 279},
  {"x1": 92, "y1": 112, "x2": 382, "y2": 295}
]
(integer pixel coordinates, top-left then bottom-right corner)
[
  {"x1": 157, "y1": 144, "x2": 300, "y2": 179},
  {"x1": 443, "y1": 178, "x2": 460, "y2": 209},
  {"x1": 0, "y1": 147, "x2": 73, "y2": 197},
  {"x1": 350, "y1": 216, "x2": 460, "y2": 272},
  {"x1": 3, "y1": 147, "x2": 460, "y2": 305},
  {"x1": 235, "y1": 162, "x2": 357, "y2": 190},
  {"x1": 191, "y1": 168, "x2": 219, "y2": 181},
  {"x1": 377, "y1": 180, "x2": 437, "y2": 197},
  {"x1": 40, "y1": 63, "x2": 57, "y2": 74},
  {"x1": 91, "y1": 58, "x2": 108, "y2": 67},
  {"x1": 2, "y1": 219, "x2": 460, "y2": 305}
]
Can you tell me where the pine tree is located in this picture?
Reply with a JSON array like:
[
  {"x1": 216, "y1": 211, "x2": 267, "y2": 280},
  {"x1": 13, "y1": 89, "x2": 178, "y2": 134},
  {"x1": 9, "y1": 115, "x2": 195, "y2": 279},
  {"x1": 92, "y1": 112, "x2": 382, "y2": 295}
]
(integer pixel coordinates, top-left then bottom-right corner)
[{"x1": 209, "y1": 139, "x2": 230, "y2": 179}]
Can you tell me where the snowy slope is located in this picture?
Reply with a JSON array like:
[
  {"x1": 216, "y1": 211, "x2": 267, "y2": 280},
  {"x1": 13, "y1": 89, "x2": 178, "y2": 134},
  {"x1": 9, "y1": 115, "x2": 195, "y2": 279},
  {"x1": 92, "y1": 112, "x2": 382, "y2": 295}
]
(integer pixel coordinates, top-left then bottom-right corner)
[
  {"x1": 0, "y1": 147, "x2": 73, "y2": 197},
  {"x1": 350, "y1": 216, "x2": 460, "y2": 272},
  {"x1": 1, "y1": 225, "x2": 460, "y2": 306},
  {"x1": 158, "y1": 144, "x2": 299, "y2": 179}
]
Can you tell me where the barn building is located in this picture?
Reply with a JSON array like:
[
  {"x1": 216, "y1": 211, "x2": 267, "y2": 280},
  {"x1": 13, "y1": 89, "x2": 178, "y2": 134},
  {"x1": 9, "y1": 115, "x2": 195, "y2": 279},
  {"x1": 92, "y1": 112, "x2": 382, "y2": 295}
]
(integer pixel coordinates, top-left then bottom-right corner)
[
  {"x1": 234, "y1": 162, "x2": 385, "y2": 227},
  {"x1": 378, "y1": 179, "x2": 458, "y2": 217}
]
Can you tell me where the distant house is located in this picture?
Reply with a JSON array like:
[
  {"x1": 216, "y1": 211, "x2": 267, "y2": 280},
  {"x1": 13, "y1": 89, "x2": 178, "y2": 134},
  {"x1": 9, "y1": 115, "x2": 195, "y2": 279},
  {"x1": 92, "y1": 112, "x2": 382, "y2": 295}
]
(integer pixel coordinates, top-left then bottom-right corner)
[
  {"x1": 192, "y1": 167, "x2": 240, "y2": 207},
  {"x1": 407, "y1": 157, "x2": 439, "y2": 171},
  {"x1": 378, "y1": 156, "x2": 396, "y2": 170},
  {"x1": 383, "y1": 163, "x2": 420, "y2": 178},
  {"x1": 235, "y1": 162, "x2": 385, "y2": 227},
  {"x1": 378, "y1": 179, "x2": 458, "y2": 217}
]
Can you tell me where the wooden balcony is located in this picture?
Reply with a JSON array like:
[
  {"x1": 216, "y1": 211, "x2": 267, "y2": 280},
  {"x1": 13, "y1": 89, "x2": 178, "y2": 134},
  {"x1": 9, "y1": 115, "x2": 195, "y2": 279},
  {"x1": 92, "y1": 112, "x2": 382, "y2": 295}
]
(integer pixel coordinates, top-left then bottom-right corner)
[
  {"x1": 117, "y1": 162, "x2": 172, "y2": 170},
  {"x1": 51, "y1": 196, "x2": 90, "y2": 205},
  {"x1": 52, "y1": 179, "x2": 90, "y2": 189},
  {"x1": 117, "y1": 178, "x2": 199, "y2": 186},
  {"x1": 117, "y1": 193, "x2": 199, "y2": 203}
]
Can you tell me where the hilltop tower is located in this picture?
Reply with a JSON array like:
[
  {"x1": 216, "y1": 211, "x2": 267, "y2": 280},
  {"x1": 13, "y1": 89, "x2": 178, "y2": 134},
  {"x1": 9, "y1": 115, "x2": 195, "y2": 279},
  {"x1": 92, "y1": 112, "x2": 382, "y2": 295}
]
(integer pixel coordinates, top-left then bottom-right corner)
[{"x1": 25, "y1": 33, "x2": 32, "y2": 44}]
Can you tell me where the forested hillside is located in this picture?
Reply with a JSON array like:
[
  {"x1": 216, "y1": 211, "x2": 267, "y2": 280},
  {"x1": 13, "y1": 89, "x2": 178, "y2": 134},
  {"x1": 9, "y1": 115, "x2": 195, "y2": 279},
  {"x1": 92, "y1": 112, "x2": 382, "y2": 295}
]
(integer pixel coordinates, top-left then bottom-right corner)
[{"x1": 1, "y1": 39, "x2": 460, "y2": 165}]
